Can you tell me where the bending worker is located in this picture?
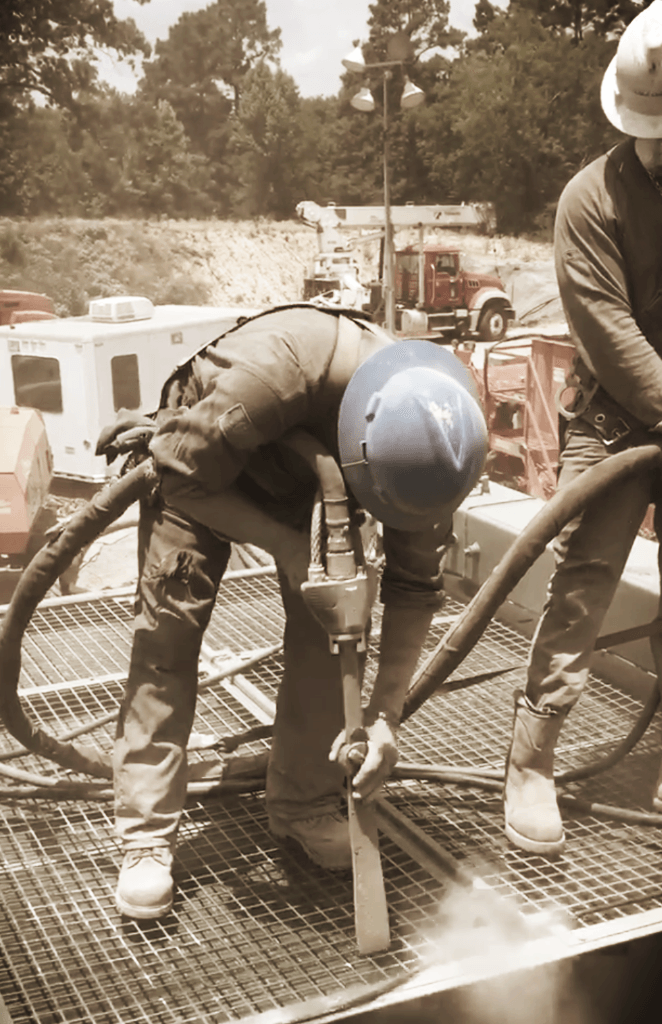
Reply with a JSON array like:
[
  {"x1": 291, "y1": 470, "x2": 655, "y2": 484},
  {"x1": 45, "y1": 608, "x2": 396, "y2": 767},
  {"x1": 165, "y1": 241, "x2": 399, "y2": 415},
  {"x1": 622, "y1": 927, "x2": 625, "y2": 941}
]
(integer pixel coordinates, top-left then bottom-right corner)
[
  {"x1": 504, "y1": 0, "x2": 662, "y2": 855},
  {"x1": 97, "y1": 303, "x2": 488, "y2": 920}
]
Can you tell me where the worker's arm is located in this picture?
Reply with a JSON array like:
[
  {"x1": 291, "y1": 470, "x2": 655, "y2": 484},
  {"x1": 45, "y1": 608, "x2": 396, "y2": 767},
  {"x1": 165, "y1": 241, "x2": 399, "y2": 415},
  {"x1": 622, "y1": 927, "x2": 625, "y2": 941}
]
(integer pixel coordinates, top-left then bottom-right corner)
[
  {"x1": 160, "y1": 471, "x2": 310, "y2": 589},
  {"x1": 555, "y1": 154, "x2": 662, "y2": 429},
  {"x1": 346, "y1": 604, "x2": 435, "y2": 802},
  {"x1": 330, "y1": 520, "x2": 451, "y2": 801}
]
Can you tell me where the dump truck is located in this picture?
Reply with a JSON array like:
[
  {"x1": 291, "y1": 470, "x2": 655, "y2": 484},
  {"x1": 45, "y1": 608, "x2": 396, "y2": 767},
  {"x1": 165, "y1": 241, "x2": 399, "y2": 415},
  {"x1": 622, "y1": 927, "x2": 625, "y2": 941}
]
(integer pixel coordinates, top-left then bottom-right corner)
[
  {"x1": 296, "y1": 200, "x2": 515, "y2": 340},
  {"x1": 393, "y1": 241, "x2": 515, "y2": 341}
]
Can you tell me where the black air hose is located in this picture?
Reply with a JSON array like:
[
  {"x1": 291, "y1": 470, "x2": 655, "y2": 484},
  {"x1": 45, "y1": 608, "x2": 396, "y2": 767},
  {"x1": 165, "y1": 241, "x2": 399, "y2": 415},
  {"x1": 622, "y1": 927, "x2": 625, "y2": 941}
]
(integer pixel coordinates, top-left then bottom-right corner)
[
  {"x1": 402, "y1": 442, "x2": 662, "y2": 720},
  {"x1": 281, "y1": 428, "x2": 358, "y2": 579},
  {"x1": 0, "y1": 459, "x2": 157, "y2": 779}
]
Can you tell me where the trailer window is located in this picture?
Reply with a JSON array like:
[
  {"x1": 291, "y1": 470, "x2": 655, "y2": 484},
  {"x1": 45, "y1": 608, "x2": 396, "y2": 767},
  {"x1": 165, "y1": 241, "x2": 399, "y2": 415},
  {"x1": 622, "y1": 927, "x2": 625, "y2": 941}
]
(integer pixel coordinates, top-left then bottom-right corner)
[
  {"x1": 11, "y1": 355, "x2": 63, "y2": 413},
  {"x1": 111, "y1": 353, "x2": 141, "y2": 411}
]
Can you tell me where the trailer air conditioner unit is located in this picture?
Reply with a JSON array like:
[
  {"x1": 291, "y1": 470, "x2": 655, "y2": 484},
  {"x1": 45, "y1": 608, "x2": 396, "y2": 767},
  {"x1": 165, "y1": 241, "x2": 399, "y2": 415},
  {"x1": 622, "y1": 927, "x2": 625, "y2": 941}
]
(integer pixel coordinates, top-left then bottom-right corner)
[{"x1": 89, "y1": 296, "x2": 155, "y2": 323}]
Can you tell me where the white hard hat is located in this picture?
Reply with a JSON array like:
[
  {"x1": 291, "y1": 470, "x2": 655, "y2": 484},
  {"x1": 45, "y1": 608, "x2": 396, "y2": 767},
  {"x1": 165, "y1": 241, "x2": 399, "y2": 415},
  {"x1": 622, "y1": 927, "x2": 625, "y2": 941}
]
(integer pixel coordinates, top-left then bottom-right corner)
[{"x1": 601, "y1": 0, "x2": 662, "y2": 138}]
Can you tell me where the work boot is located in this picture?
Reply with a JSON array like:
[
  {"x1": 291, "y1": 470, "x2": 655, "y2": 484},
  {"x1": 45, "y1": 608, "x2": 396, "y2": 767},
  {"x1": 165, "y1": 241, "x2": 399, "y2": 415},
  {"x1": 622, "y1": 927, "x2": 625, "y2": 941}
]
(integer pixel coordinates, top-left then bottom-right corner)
[
  {"x1": 116, "y1": 846, "x2": 174, "y2": 919},
  {"x1": 503, "y1": 691, "x2": 567, "y2": 855},
  {"x1": 653, "y1": 760, "x2": 662, "y2": 813},
  {"x1": 270, "y1": 811, "x2": 352, "y2": 870}
]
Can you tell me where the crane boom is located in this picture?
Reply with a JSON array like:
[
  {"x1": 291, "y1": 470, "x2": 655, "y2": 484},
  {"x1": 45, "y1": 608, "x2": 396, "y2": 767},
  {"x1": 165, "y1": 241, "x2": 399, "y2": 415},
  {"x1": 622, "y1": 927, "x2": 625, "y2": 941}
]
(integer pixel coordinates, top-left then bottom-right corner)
[{"x1": 296, "y1": 200, "x2": 495, "y2": 240}]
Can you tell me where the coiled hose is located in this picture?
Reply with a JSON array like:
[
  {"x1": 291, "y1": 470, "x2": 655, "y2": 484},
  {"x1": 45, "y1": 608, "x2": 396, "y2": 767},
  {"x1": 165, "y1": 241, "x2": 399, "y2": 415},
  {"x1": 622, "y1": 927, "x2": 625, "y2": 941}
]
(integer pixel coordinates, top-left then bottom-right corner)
[
  {"x1": 2, "y1": 443, "x2": 662, "y2": 827},
  {"x1": 0, "y1": 460, "x2": 157, "y2": 781}
]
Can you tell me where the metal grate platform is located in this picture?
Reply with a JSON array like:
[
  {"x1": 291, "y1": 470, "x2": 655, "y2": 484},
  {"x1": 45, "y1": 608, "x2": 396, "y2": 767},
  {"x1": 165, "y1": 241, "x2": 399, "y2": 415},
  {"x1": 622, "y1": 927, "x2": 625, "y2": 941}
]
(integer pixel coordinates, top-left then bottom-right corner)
[{"x1": 2, "y1": 567, "x2": 662, "y2": 1023}]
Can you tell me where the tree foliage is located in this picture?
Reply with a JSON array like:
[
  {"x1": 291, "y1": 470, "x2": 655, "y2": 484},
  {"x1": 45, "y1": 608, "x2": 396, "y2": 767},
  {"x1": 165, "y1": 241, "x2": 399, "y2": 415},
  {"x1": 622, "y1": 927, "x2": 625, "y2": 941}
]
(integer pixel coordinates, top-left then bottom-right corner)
[
  {"x1": 0, "y1": 0, "x2": 150, "y2": 110},
  {"x1": 4, "y1": 0, "x2": 655, "y2": 230},
  {"x1": 509, "y1": 0, "x2": 651, "y2": 42},
  {"x1": 223, "y1": 63, "x2": 305, "y2": 218},
  {"x1": 365, "y1": 0, "x2": 465, "y2": 61},
  {"x1": 140, "y1": 0, "x2": 281, "y2": 117}
]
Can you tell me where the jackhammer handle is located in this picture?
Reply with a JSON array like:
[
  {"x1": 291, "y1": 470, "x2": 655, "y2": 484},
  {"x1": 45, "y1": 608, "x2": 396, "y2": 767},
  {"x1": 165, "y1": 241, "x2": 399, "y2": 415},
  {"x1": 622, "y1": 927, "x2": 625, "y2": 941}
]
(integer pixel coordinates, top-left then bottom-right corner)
[{"x1": 339, "y1": 641, "x2": 391, "y2": 955}]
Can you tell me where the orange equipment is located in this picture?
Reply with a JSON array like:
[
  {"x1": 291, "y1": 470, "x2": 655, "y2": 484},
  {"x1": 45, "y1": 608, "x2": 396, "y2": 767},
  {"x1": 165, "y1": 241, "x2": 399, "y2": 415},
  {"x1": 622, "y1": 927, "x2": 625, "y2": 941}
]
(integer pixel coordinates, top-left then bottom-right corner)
[
  {"x1": 0, "y1": 289, "x2": 56, "y2": 325},
  {"x1": 0, "y1": 406, "x2": 53, "y2": 555}
]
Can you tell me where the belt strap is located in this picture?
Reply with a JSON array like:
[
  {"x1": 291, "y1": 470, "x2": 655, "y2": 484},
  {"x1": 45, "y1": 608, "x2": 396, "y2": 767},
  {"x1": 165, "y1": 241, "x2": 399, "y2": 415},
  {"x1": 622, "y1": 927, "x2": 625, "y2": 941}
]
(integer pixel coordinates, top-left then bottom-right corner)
[{"x1": 577, "y1": 387, "x2": 643, "y2": 447}]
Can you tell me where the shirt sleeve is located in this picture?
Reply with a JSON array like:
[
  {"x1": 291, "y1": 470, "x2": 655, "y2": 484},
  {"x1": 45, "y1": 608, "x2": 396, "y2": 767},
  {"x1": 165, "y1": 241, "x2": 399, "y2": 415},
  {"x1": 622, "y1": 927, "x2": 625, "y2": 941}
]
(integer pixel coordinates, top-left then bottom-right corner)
[
  {"x1": 149, "y1": 328, "x2": 314, "y2": 492},
  {"x1": 380, "y1": 519, "x2": 453, "y2": 610},
  {"x1": 555, "y1": 165, "x2": 662, "y2": 427}
]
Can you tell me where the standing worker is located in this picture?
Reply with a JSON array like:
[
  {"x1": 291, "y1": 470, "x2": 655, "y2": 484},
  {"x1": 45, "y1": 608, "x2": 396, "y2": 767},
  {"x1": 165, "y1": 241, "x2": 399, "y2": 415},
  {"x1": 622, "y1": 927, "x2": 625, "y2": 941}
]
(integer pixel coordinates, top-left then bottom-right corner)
[
  {"x1": 96, "y1": 304, "x2": 488, "y2": 919},
  {"x1": 504, "y1": 0, "x2": 662, "y2": 855}
]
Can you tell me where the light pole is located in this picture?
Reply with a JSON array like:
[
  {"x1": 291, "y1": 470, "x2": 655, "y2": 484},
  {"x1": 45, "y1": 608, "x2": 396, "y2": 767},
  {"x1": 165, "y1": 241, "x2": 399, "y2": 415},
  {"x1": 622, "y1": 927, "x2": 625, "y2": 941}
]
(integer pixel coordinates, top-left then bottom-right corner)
[{"x1": 342, "y1": 40, "x2": 424, "y2": 335}]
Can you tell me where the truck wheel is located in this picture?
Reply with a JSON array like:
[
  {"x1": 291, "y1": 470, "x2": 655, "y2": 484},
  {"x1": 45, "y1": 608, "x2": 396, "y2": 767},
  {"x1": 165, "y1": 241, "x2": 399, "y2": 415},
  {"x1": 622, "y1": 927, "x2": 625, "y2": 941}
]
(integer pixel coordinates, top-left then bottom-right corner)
[{"x1": 478, "y1": 304, "x2": 507, "y2": 341}]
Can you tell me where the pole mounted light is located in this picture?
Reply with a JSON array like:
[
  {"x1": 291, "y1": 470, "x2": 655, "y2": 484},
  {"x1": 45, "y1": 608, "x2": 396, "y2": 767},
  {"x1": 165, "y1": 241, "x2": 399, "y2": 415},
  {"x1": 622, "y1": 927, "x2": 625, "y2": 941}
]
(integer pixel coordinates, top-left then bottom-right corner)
[{"x1": 341, "y1": 35, "x2": 425, "y2": 335}]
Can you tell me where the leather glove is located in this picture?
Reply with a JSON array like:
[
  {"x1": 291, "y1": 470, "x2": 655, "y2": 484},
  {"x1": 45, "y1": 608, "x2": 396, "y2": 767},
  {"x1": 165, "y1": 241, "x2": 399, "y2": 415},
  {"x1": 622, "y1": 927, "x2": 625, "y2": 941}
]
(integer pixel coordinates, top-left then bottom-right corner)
[
  {"x1": 328, "y1": 710, "x2": 399, "y2": 803},
  {"x1": 95, "y1": 410, "x2": 156, "y2": 464}
]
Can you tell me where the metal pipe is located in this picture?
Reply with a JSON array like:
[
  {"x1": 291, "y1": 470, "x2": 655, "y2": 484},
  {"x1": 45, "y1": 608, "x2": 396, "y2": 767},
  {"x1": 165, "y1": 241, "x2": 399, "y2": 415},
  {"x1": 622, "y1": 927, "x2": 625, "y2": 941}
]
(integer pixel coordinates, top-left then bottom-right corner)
[{"x1": 383, "y1": 69, "x2": 396, "y2": 335}]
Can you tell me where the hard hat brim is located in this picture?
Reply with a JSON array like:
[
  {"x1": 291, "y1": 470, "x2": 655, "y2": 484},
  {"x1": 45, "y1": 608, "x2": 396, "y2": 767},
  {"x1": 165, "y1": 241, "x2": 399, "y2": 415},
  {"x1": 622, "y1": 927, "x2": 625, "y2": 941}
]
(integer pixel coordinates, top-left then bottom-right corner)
[
  {"x1": 338, "y1": 340, "x2": 484, "y2": 532},
  {"x1": 601, "y1": 54, "x2": 662, "y2": 139}
]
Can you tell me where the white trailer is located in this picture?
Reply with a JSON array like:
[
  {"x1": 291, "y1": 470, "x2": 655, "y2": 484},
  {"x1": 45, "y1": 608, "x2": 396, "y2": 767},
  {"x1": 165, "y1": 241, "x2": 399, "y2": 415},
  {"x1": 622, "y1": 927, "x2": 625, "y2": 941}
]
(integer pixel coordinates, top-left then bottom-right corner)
[{"x1": 0, "y1": 297, "x2": 260, "y2": 485}]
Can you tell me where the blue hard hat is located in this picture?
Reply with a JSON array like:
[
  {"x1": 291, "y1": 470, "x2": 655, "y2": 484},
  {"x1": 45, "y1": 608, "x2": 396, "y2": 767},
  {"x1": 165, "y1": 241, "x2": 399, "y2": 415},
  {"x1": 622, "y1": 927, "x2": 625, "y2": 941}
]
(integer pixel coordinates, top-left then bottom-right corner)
[{"x1": 338, "y1": 340, "x2": 487, "y2": 531}]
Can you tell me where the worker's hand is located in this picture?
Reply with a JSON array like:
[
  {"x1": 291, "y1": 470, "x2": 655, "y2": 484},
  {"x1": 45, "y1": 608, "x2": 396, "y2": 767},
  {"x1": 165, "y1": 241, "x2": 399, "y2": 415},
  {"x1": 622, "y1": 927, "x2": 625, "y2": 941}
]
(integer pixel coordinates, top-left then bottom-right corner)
[
  {"x1": 276, "y1": 527, "x2": 311, "y2": 591},
  {"x1": 96, "y1": 410, "x2": 156, "y2": 464},
  {"x1": 329, "y1": 711, "x2": 399, "y2": 803}
]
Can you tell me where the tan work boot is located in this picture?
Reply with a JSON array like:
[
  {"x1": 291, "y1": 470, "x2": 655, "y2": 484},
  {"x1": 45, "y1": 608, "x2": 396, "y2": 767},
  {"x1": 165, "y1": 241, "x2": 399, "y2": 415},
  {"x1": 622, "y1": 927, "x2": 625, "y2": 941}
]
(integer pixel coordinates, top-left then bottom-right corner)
[
  {"x1": 653, "y1": 761, "x2": 662, "y2": 812},
  {"x1": 270, "y1": 811, "x2": 352, "y2": 870},
  {"x1": 116, "y1": 847, "x2": 174, "y2": 919},
  {"x1": 504, "y1": 691, "x2": 567, "y2": 855}
]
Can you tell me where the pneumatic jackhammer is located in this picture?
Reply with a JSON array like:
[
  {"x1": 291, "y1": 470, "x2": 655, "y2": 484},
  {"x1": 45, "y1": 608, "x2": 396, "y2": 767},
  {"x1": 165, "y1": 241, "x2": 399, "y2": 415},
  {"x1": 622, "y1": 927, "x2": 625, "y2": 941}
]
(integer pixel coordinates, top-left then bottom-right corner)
[{"x1": 282, "y1": 428, "x2": 391, "y2": 955}]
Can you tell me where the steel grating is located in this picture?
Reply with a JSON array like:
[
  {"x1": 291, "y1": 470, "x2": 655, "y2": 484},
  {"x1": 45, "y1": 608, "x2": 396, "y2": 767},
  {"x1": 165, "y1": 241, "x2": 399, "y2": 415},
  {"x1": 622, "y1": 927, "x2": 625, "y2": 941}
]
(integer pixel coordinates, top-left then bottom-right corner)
[{"x1": 2, "y1": 567, "x2": 662, "y2": 1022}]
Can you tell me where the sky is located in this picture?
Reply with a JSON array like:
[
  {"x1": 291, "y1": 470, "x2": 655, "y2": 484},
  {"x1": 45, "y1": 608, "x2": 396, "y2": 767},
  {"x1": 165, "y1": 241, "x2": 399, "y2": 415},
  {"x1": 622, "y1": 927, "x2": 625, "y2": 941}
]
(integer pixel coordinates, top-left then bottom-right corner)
[{"x1": 105, "y1": 0, "x2": 488, "y2": 99}]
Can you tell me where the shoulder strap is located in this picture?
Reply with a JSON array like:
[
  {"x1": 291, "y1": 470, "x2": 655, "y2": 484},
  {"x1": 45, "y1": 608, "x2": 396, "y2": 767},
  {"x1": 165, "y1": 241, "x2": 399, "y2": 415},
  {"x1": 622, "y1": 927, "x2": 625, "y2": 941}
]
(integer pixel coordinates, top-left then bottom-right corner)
[{"x1": 158, "y1": 303, "x2": 377, "y2": 408}]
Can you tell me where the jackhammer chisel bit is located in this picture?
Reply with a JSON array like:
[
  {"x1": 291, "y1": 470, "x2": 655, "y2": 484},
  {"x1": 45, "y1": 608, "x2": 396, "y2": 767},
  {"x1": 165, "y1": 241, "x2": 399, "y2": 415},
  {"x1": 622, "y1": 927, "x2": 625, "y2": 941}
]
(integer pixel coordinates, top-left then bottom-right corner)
[{"x1": 302, "y1": 571, "x2": 391, "y2": 955}]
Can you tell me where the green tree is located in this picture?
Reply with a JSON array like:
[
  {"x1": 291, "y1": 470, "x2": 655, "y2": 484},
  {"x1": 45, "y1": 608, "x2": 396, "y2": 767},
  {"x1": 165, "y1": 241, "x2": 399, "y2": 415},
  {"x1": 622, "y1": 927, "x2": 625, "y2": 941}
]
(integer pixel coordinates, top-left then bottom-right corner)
[
  {"x1": 117, "y1": 98, "x2": 216, "y2": 217},
  {"x1": 0, "y1": 0, "x2": 149, "y2": 110},
  {"x1": 0, "y1": 106, "x2": 89, "y2": 215},
  {"x1": 365, "y1": 0, "x2": 465, "y2": 62},
  {"x1": 442, "y1": 9, "x2": 620, "y2": 232},
  {"x1": 328, "y1": 0, "x2": 465, "y2": 211},
  {"x1": 138, "y1": 0, "x2": 281, "y2": 210},
  {"x1": 295, "y1": 97, "x2": 346, "y2": 205},
  {"x1": 224, "y1": 62, "x2": 305, "y2": 218},
  {"x1": 509, "y1": 0, "x2": 652, "y2": 42},
  {"x1": 0, "y1": 89, "x2": 215, "y2": 218},
  {"x1": 140, "y1": 0, "x2": 281, "y2": 119}
]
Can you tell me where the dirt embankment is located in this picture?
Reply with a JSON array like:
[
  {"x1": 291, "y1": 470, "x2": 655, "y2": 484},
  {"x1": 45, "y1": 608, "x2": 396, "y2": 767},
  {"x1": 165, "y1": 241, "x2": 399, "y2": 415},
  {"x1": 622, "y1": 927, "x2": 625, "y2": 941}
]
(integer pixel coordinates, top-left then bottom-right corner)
[{"x1": 0, "y1": 217, "x2": 561, "y2": 326}]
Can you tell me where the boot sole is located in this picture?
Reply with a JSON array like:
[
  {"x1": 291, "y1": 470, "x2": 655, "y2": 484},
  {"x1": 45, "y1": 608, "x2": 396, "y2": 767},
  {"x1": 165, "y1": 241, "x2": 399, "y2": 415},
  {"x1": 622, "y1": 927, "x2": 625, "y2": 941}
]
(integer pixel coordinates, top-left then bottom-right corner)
[
  {"x1": 504, "y1": 820, "x2": 565, "y2": 856},
  {"x1": 115, "y1": 890, "x2": 174, "y2": 920}
]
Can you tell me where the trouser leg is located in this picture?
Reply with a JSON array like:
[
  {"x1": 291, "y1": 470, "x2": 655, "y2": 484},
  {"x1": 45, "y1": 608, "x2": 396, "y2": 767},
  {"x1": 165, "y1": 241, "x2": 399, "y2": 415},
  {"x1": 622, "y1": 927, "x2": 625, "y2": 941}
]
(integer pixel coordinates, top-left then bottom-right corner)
[
  {"x1": 114, "y1": 501, "x2": 229, "y2": 849},
  {"x1": 266, "y1": 568, "x2": 362, "y2": 823},
  {"x1": 505, "y1": 425, "x2": 654, "y2": 853},
  {"x1": 526, "y1": 426, "x2": 652, "y2": 712}
]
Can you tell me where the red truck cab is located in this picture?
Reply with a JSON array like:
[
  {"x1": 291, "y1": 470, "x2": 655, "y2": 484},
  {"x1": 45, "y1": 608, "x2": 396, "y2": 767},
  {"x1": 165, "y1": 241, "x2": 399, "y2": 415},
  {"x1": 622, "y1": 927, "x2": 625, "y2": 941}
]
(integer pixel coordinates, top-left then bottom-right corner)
[
  {"x1": 0, "y1": 290, "x2": 57, "y2": 325},
  {"x1": 395, "y1": 244, "x2": 514, "y2": 341}
]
